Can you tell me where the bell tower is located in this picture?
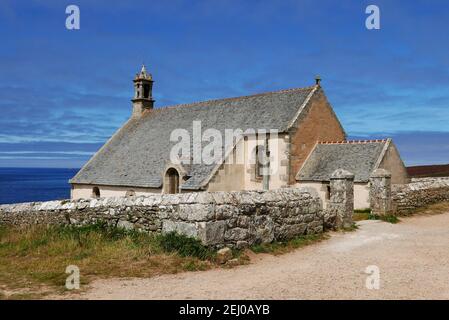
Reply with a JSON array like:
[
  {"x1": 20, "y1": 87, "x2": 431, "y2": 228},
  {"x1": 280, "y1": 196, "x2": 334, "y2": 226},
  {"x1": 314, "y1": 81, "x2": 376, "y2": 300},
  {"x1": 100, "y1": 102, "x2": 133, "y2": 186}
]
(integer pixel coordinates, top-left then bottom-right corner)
[{"x1": 132, "y1": 64, "x2": 154, "y2": 117}]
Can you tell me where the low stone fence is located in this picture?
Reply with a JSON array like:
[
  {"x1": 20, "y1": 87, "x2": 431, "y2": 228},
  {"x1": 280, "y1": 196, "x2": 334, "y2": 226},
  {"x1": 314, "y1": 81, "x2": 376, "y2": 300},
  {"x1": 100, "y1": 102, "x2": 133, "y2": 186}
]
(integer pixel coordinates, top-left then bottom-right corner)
[
  {"x1": 0, "y1": 188, "x2": 327, "y2": 248},
  {"x1": 392, "y1": 177, "x2": 449, "y2": 214}
]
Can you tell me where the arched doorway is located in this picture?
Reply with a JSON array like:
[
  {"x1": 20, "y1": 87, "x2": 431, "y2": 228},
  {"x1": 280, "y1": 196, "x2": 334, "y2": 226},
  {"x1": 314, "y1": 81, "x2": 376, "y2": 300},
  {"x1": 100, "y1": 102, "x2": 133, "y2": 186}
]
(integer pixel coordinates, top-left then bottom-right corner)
[
  {"x1": 165, "y1": 168, "x2": 180, "y2": 194},
  {"x1": 92, "y1": 186, "x2": 100, "y2": 199}
]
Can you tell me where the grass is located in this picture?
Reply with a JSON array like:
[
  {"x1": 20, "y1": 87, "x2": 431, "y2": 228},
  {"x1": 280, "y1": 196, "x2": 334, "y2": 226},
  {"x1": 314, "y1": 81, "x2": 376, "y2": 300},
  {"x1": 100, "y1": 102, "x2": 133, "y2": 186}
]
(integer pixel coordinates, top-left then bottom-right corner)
[
  {"x1": 352, "y1": 208, "x2": 399, "y2": 224},
  {"x1": 404, "y1": 201, "x2": 449, "y2": 217},
  {"x1": 250, "y1": 233, "x2": 327, "y2": 255},
  {"x1": 0, "y1": 223, "x2": 237, "y2": 299},
  {"x1": 341, "y1": 223, "x2": 359, "y2": 232},
  {"x1": 353, "y1": 202, "x2": 449, "y2": 223},
  {"x1": 158, "y1": 231, "x2": 215, "y2": 260},
  {"x1": 378, "y1": 214, "x2": 399, "y2": 224},
  {"x1": 353, "y1": 208, "x2": 372, "y2": 221}
]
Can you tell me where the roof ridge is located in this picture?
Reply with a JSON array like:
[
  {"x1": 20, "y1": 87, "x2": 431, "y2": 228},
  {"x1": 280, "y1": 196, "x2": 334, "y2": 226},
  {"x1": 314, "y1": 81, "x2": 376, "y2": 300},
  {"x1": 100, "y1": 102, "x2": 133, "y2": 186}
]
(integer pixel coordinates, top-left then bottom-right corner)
[
  {"x1": 149, "y1": 85, "x2": 317, "y2": 114},
  {"x1": 318, "y1": 139, "x2": 388, "y2": 144}
]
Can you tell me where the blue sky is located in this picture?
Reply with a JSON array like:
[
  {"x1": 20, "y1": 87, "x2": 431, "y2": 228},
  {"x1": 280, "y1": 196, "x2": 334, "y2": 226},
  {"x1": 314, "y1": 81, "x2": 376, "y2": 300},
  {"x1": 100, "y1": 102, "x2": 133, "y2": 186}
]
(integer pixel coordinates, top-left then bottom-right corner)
[{"x1": 0, "y1": 0, "x2": 448, "y2": 168}]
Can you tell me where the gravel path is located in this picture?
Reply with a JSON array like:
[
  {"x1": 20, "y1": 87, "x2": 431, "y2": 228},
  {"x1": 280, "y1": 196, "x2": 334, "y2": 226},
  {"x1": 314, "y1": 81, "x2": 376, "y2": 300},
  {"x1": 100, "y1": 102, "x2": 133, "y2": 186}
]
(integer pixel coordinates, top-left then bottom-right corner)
[{"x1": 69, "y1": 212, "x2": 449, "y2": 299}]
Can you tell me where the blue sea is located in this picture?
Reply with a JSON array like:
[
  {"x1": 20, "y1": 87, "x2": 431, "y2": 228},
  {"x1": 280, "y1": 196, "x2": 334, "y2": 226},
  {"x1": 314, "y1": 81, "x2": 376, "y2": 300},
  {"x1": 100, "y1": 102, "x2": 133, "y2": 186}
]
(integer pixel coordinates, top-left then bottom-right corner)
[{"x1": 0, "y1": 168, "x2": 79, "y2": 205}]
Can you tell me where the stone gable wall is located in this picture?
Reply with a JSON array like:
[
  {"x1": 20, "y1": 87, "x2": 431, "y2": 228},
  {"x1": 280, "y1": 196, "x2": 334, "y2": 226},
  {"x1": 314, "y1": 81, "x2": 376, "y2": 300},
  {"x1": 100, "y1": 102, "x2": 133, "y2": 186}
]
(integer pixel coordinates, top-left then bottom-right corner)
[
  {"x1": 377, "y1": 141, "x2": 410, "y2": 185},
  {"x1": 0, "y1": 188, "x2": 327, "y2": 248},
  {"x1": 287, "y1": 89, "x2": 346, "y2": 184},
  {"x1": 392, "y1": 177, "x2": 449, "y2": 214}
]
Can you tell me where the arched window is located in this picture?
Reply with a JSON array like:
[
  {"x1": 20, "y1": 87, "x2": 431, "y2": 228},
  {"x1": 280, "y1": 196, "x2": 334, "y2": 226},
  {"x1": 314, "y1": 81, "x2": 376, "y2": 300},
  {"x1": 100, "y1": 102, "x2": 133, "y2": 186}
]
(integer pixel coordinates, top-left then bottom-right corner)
[
  {"x1": 165, "y1": 168, "x2": 180, "y2": 194},
  {"x1": 92, "y1": 187, "x2": 100, "y2": 199}
]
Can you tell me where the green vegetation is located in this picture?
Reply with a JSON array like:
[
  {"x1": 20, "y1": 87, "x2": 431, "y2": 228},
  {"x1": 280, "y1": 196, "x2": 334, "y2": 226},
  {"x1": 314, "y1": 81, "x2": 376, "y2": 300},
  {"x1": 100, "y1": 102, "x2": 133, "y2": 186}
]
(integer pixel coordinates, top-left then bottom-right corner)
[
  {"x1": 353, "y1": 208, "x2": 399, "y2": 224},
  {"x1": 406, "y1": 201, "x2": 449, "y2": 216},
  {"x1": 379, "y1": 214, "x2": 399, "y2": 224},
  {"x1": 366, "y1": 213, "x2": 399, "y2": 224},
  {"x1": 354, "y1": 202, "x2": 449, "y2": 221},
  {"x1": 341, "y1": 223, "x2": 359, "y2": 232},
  {"x1": 0, "y1": 223, "x2": 239, "y2": 299},
  {"x1": 250, "y1": 233, "x2": 327, "y2": 255},
  {"x1": 353, "y1": 208, "x2": 372, "y2": 221},
  {"x1": 158, "y1": 231, "x2": 215, "y2": 260}
]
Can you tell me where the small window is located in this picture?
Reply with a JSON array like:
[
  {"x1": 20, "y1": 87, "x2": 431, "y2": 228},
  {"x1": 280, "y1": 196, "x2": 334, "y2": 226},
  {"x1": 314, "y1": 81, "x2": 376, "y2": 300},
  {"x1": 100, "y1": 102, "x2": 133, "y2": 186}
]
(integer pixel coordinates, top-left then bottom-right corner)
[
  {"x1": 92, "y1": 187, "x2": 100, "y2": 199},
  {"x1": 325, "y1": 185, "x2": 331, "y2": 200},
  {"x1": 126, "y1": 190, "x2": 136, "y2": 197},
  {"x1": 255, "y1": 145, "x2": 265, "y2": 179}
]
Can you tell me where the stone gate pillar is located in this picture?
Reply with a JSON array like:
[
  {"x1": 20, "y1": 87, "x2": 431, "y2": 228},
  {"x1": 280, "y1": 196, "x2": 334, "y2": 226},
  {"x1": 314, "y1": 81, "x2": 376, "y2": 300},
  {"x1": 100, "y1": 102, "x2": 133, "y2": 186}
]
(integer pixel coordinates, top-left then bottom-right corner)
[
  {"x1": 326, "y1": 169, "x2": 354, "y2": 229},
  {"x1": 369, "y1": 169, "x2": 392, "y2": 215}
]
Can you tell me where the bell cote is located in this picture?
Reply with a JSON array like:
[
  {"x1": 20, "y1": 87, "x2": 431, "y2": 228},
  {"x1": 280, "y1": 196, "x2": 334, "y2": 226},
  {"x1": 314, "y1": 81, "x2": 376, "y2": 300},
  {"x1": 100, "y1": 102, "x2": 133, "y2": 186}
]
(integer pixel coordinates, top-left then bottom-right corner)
[{"x1": 131, "y1": 64, "x2": 154, "y2": 117}]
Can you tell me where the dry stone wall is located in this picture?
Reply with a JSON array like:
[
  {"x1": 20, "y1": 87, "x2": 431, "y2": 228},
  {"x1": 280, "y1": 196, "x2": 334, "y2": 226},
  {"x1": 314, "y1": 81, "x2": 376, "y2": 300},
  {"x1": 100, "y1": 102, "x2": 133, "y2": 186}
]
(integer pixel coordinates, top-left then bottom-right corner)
[
  {"x1": 392, "y1": 177, "x2": 449, "y2": 214},
  {"x1": 0, "y1": 188, "x2": 325, "y2": 248}
]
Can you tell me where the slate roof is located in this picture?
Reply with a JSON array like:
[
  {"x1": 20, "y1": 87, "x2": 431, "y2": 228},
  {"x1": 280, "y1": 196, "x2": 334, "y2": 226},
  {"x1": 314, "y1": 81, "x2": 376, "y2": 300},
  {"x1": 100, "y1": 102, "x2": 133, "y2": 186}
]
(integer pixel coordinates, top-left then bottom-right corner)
[
  {"x1": 70, "y1": 86, "x2": 317, "y2": 190},
  {"x1": 296, "y1": 139, "x2": 390, "y2": 183}
]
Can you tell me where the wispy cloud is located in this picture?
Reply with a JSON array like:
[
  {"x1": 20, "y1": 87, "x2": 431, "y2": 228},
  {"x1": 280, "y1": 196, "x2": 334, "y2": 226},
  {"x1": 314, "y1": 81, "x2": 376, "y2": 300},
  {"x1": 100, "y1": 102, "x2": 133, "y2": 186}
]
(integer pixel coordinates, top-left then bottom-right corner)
[{"x1": 0, "y1": 0, "x2": 448, "y2": 167}]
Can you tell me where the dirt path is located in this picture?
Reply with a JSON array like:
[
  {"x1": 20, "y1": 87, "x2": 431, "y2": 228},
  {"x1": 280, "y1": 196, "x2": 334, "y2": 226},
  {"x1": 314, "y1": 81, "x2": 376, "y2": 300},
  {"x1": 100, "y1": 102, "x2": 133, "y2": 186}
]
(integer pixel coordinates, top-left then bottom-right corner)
[{"x1": 66, "y1": 212, "x2": 449, "y2": 299}]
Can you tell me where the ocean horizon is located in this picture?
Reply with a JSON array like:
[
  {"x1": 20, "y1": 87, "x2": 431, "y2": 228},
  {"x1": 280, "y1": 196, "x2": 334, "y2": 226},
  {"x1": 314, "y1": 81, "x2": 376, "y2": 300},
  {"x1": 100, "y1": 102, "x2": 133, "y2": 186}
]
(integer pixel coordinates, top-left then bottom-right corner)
[{"x1": 0, "y1": 167, "x2": 79, "y2": 205}]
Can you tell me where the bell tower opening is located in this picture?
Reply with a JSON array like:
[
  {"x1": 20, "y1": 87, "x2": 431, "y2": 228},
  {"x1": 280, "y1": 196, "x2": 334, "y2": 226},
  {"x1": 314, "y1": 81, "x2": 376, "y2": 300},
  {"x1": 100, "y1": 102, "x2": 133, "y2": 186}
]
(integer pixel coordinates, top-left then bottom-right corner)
[{"x1": 143, "y1": 84, "x2": 150, "y2": 99}]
